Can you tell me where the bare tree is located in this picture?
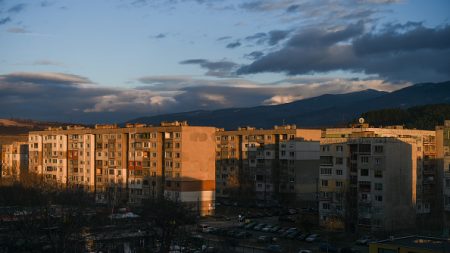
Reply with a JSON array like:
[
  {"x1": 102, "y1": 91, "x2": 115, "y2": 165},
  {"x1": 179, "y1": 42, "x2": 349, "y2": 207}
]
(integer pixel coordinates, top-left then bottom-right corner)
[{"x1": 140, "y1": 197, "x2": 196, "y2": 253}]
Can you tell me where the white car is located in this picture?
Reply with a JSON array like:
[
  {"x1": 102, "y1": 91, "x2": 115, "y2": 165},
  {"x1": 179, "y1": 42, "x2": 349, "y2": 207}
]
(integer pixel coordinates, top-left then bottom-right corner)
[
  {"x1": 305, "y1": 234, "x2": 319, "y2": 242},
  {"x1": 299, "y1": 250, "x2": 312, "y2": 253}
]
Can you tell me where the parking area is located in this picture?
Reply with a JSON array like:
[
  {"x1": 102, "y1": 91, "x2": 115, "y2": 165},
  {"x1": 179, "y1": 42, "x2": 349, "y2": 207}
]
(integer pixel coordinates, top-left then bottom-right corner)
[{"x1": 197, "y1": 211, "x2": 370, "y2": 253}]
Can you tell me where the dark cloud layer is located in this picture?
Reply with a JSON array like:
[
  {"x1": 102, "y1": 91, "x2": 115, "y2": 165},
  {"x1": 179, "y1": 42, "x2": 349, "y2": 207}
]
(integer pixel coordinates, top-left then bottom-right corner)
[
  {"x1": 238, "y1": 23, "x2": 450, "y2": 82},
  {"x1": 0, "y1": 72, "x2": 400, "y2": 123},
  {"x1": 179, "y1": 59, "x2": 239, "y2": 77},
  {"x1": 245, "y1": 30, "x2": 291, "y2": 46}
]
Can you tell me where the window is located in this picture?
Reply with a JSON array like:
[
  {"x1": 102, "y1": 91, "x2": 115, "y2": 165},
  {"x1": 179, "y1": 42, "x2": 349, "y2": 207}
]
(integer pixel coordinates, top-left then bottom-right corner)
[
  {"x1": 375, "y1": 183, "x2": 383, "y2": 191},
  {"x1": 322, "y1": 203, "x2": 330, "y2": 209},
  {"x1": 336, "y1": 181, "x2": 343, "y2": 187},
  {"x1": 375, "y1": 170, "x2": 383, "y2": 178},
  {"x1": 321, "y1": 145, "x2": 330, "y2": 152},
  {"x1": 335, "y1": 157, "x2": 343, "y2": 165},
  {"x1": 320, "y1": 168, "x2": 332, "y2": 175},
  {"x1": 374, "y1": 145, "x2": 383, "y2": 153},
  {"x1": 321, "y1": 180, "x2": 328, "y2": 187},
  {"x1": 360, "y1": 169, "x2": 369, "y2": 176},
  {"x1": 336, "y1": 146, "x2": 343, "y2": 152},
  {"x1": 360, "y1": 156, "x2": 369, "y2": 164},
  {"x1": 336, "y1": 169, "x2": 343, "y2": 175},
  {"x1": 361, "y1": 194, "x2": 368, "y2": 200},
  {"x1": 375, "y1": 195, "x2": 383, "y2": 202},
  {"x1": 358, "y1": 144, "x2": 371, "y2": 153},
  {"x1": 320, "y1": 156, "x2": 333, "y2": 165},
  {"x1": 374, "y1": 158, "x2": 381, "y2": 165}
]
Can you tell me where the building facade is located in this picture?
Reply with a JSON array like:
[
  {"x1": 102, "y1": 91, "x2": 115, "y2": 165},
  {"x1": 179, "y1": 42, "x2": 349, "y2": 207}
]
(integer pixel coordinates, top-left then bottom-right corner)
[
  {"x1": 437, "y1": 120, "x2": 450, "y2": 232},
  {"x1": 1, "y1": 142, "x2": 29, "y2": 180},
  {"x1": 28, "y1": 122, "x2": 216, "y2": 215},
  {"x1": 215, "y1": 125, "x2": 321, "y2": 206},
  {"x1": 319, "y1": 126, "x2": 438, "y2": 232}
]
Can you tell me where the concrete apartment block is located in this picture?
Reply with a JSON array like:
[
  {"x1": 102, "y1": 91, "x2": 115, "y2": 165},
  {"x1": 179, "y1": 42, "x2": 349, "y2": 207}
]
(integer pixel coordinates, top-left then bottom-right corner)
[
  {"x1": 437, "y1": 120, "x2": 450, "y2": 232},
  {"x1": 1, "y1": 142, "x2": 28, "y2": 180},
  {"x1": 320, "y1": 126, "x2": 438, "y2": 232},
  {"x1": 28, "y1": 122, "x2": 216, "y2": 216},
  {"x1": 215, "y1": 125, "x2": 321, "y2": 206}
]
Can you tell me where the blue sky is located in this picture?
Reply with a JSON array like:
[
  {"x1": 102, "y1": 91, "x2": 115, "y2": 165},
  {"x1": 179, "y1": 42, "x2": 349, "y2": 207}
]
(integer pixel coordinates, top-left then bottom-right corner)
[{"x1": 0, "y1": 0, "x2": 449, "y2": 123}]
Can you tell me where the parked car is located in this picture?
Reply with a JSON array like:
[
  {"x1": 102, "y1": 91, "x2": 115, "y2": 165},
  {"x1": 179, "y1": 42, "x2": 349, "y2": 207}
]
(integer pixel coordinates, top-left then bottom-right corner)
[
  {"x1": 286, "y1": 231, "x2": 300, "y2": 239},
  {"x1": 203, "y1": 227, "x2": 217, "y2": 233},
  {"x1": 254, "y1": 223, "x2": 266, "y2": 231},
  {"x1": 266, "y1": 244, "x2": 283, "y2": 253},
  {"x1": 305, "y1": 234, "x2": 320, "y2": 242},
  {"x1": 270, "y1": 226, "x2": 280, "y2": 232},
  {"x1": 277, "y1": 228, "x2": 287, "y2": 235},
  {"x1": 298, "y1": 250, "x2": 312, "y2": 253},
  {"x1": 297, "y1": 233, "x2": 309, "y2": 241},
  {"x1": 262, "y1": 225, "x2": 273, "y2": 232},
  {"x1": 257, "y1": 235, "x2": 271, "y2": 243},
  {"x1": 319, "y1": 243, "x2": 338, "y2": 253}
]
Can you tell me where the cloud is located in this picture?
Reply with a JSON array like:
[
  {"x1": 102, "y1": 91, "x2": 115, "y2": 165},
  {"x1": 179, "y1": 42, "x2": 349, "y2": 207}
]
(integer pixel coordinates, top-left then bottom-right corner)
[
  {"x1": 245, "y1": 32, "x2": 267, "y2": 43},
  {"x1": 245, "y1": 51, "x2": 264, "y2": 60},
  {"x1": 353, "y1": 23, "x2": 450, "y2": 55},
  {"x1": 179, "y1": 59, "x2": 240, "y2": 77},
  {"x1": 244, "y1": 29, "x2": 291, "y2": 46},
  {"x1": 0, "y1": 71, "x2": 407, "y2": 123},
  {"x1": 239, "y1": 1, "x2": 295, "y2": 12},
  {"x1": 150, "y1": 33, "x2": 166, "y2": 39},
  {"x1": 0, "y1": 17, "x2": 11, "y2": 25},
  {"x1": 286, "y1": 4, "x2": 300, "y2": 13},
  {"x1": 32, "y1": 60, "x2": 65, "y2": 67},
  {"x1": 267, "y1": 30, "x2": 291, "y2": 45},
  {"x1": 8, "y1": 3, "x2": 26, "y2": 13},
  {"x1": 217, "y1": 36, "x2": 232, "y2": 41},
  {"x1": 1, "y1": 72, "x2": 91, "y2": 86},
  {"x1": 226, "y1": 41, "x2": 241, "y2": 48},
  {"x1": 0, "y1": 72, "x2": 183, "y2": 122},
  {"x1": 238, "y1": 22, "x2": 450, "y2": 82},
  {"x1": 6, "y1": 27, "x2": 29, "y2": 33}
]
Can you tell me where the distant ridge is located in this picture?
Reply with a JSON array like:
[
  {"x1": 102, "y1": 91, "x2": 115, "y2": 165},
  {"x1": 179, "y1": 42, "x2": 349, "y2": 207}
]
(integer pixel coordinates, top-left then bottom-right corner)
[
  {"x1": 351, "y1": 104, "x2": 450, "y2": 130},
  {"x1": 127, "y1": 81, "x2": 450, "y2": 129},
  {"x1": 0, "y1": 118, "x2": 82, "y2": 135}
]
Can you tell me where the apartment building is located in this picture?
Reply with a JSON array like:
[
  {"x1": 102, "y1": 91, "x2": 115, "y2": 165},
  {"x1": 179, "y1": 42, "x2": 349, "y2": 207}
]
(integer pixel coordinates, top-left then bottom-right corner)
[
  {"x1": 437, "y1": 120, "x2": 450, "y2": 231},
  {"x1": 319, "y1": 125, "x2": 438, "y2": 232},
  {"x1": 279, "y1": 140, "x2": 320, "y2": 204},
  {"x1": 1, "y1": 142, "x2": 28, "y2": 180},
  {"x1": 28, "y1": 122, "x2": 216, "y2": 216},
  {"x1": 215, "y1": 125, "x2": 321, "y2": 205}
]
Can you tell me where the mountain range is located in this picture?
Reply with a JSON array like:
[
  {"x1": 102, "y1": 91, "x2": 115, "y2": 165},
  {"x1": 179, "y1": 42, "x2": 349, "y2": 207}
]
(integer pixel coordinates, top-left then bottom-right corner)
[{"x1": 128, "y1": 81, "x2": 450, "y2": 129}]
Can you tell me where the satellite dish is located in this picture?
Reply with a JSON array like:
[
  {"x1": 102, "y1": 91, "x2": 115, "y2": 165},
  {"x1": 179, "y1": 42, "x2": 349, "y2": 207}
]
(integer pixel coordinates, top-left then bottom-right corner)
[{"x1": 358, "y1": 118, "x2": 365, "y2": 124}]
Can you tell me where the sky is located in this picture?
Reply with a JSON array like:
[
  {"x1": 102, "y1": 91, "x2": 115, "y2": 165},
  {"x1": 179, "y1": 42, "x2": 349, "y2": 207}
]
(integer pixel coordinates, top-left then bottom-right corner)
[{"x1": 0, "y1": 0, "x2": 449, "y2": 123}]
